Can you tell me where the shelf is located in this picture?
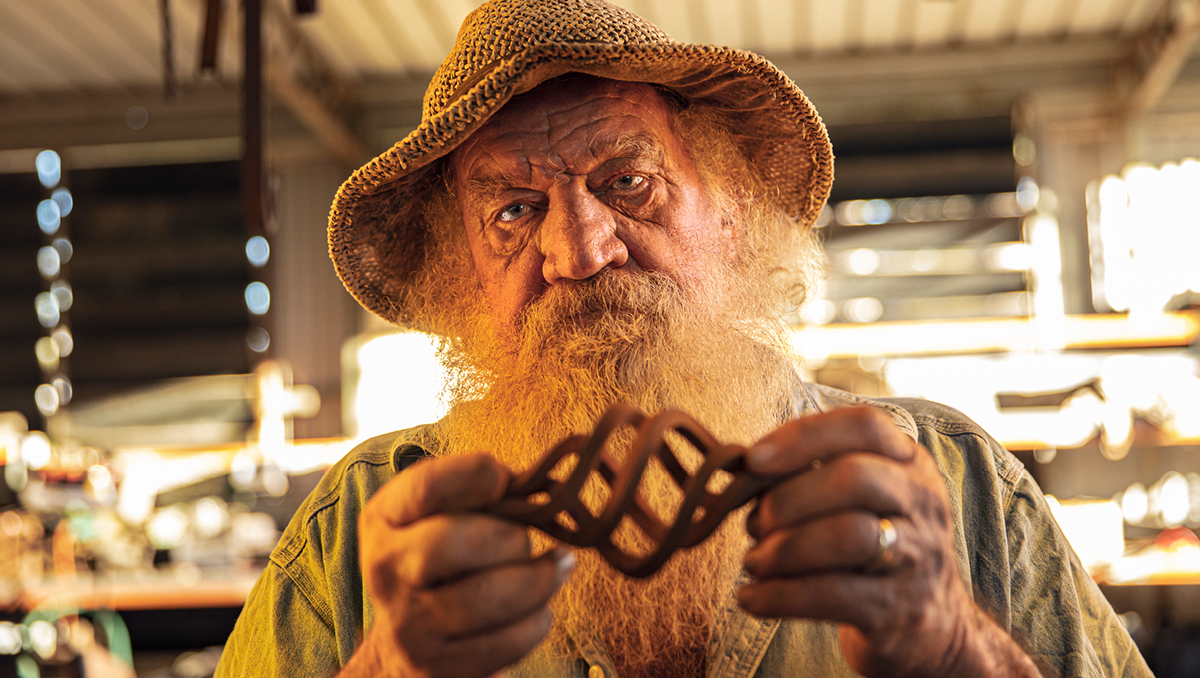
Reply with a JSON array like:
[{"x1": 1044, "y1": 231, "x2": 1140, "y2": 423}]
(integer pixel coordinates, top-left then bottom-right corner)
[
  {"x1": 795, "y1": 311, "x2": 1200, "y2": 360},
  {"x1": 1003, "y1": 420, "x2": 1200, "y2": 452},
  {"x1": 1099, "y1": 573, "x2": 1200, "y2": 587},
  {"x1": 11, "y1": 568, "x2": 262, "y2": 612}
]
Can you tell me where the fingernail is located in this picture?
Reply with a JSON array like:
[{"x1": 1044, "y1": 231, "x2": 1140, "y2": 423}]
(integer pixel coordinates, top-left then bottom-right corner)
[
  {"x1": 555, "y1": 549, "x2": 576, "y2": 581},
  {"x1": 748, "y1": 442, "x2": 777, "y2": 469}
]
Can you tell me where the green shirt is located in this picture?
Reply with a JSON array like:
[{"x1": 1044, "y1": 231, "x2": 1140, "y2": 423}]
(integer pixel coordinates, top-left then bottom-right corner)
[{"x1": 216, "y1": 383, "x2": 1151, "y2": 677}]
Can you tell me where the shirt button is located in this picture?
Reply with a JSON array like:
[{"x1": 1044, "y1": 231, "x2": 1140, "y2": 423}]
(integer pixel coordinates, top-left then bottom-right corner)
[{"x1": 588, "y1": 666, "x2": 605, "y2": 678}]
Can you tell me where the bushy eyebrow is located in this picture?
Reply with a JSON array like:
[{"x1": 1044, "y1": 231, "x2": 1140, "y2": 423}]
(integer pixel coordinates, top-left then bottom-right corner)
[
  {"x1": 463, "y1": 170, "x2": 527, "y2": 202},
  {"x1": 589, "y1": 133, "x2": 666, "y2": 167},
  {"x1": 461, "y1": 133, "x2": 667, "y2": 207}
]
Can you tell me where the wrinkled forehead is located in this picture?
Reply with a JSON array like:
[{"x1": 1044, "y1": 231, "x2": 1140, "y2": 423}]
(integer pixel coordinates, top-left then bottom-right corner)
[
  {"x1": 492, "y1": 74, "x2": 676, "y2": 123},
  {"x1": 450, "y1": 75, "x2": 683, "y2": 179}
]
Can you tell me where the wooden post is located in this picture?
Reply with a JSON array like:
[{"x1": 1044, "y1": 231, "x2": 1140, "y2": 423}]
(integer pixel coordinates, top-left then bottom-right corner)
[
  {"x1": 243, "y1": 0, "x2": 271, "y2": 362},
  {"x1": 243, "y1": 0, "x2": 265, "y2": 238}
]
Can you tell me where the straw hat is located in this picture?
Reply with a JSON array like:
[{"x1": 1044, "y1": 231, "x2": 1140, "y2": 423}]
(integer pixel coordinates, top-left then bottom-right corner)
[{"x1": 328, "y1": 0, "x2": 834, "y2": 329}]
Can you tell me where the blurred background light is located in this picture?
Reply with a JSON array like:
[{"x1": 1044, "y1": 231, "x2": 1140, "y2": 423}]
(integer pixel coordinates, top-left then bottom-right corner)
[
  {"x1": 245, "y1": 236, "x2": 270, "y2": 267},
  {"x1": 35, "y1": 150, "x2": 61, "y2": 188},
  {"x1": 0, "y1": 621, "x2": 19, "y2": 655},
  {"x1": 126, "y1": 105, "x2": 149, "y2": 130},
  {"x1": 919, "y1": 196, "x2": 943, "y2": 221},
  {"x1": 87, "y1": 463, "x2": 112, "y2": 494},
  {"x1": 20, "y1": 432, "x2": 52, "y2": 470},
  {"x1": 230, "y1": 450, "x2": 257, "y2": 490},
  {"x1": 1017, "y1": 176, "x2": 1039, "y2": 211},
  {"x1": 261, "y1": 464, "x2": 289, "y2": 497},
  {"x1": 193, "y1": 496, "x2": 229, "y2": 538},
  {"x1": 843, "y1": 297, "x2": 884, "y2": 323},
  {"x1": 348, "y1": 332, "x2": 449, "y2": 439},
  {"x1": 37, "y1": 199, "x2": 60, "y2": 234},
  {"x1": 49, "y1": 280, "x2": 72, "y2": 312},
  {"x1": 1121, "y1": 482, "x2": 1149, "y2": 525},
  {"x1": 247, "y1": 327, "x2": 270, "y2": 353},
  {"x1": 942, "y1": 195, "x2": 973, "y2": 220},
  {"x1": 845, "y1": 248, "x2": 882, "y2": 275},
  {"x1": 799, "y1": 298, "x2": 837, "y2": 326},
  {"x1": 1028, "y1": 211, "x2": 1066, "y2": 347},
  {"x1": 861, "y1": 199, "x2": 893, "y2": 224},
  {"x1": 985, "y1": 242, "x2": 1033, "y2": 271},
  {"x1": 245, "y1": 282, "x2": 270, "y2": 315},
  {"x1": 51, "y1": 238, "x2": 72, "y2": 264},
  {"x1": 909, "y1": 248, "x2": 940, "y2": 272},
  {"x1": 836, "y1": 199, "x2": 868, "y2": 226},
  {"x1": 897, "y1": 197, "x2": 925, "y2": 222},
  {"x1": 50, "y1": 187, "x2": 72, "y2": 216},
  {"x1": 51, "y1": 327, "x2": 73, "y2": 357},
  {"x1": 34, "y1": 383, "x2": 59, "y2": 416},
  {"x1": 34, "y1": 292, "x2": 59, "y2": 328},
  {"x1": 28, "y1": 619, "x2": 56, "y2": 660},
  {"x1": 36, "y1": 247, "x2": 61, "y2": 279},
  {"x1": 1013, "y1": 133, "x2": 1036, "y2": 166},
  {"x1": 1033, "y1": 447, "x2": 1057, "y2": 463},
  {"x1": 147, "y1": 505, "x2": 189, "y2": 549},
  {"x1": 0, "y1": 512, "x2": 21, "y2": 538},
  {"x1": 34, "y1": 337, "x2": 59, "y2": 371},
  {"x1": 1160, "y1": 472, "x2": 1190, "y2": 528},
  {"x1": 52, "y1": 376, "x2": 72, "y2": 406},
  {"x1": 985, "y1": 192, "x2": 1028, "y2": 217},
  {"x1": 1089, "y1": 158, "x2": 1200, "y2": 318}
]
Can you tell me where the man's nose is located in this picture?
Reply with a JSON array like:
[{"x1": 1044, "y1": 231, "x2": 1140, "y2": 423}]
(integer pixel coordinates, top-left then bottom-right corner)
[{"x1": 539, "y1": 180, "x2": 629, "y2": 283}]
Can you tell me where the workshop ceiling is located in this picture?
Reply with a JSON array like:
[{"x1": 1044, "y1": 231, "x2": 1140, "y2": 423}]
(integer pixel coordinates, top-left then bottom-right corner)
[{"x1": 0, "y1": 0, "x2": 1170, "y2": 96}]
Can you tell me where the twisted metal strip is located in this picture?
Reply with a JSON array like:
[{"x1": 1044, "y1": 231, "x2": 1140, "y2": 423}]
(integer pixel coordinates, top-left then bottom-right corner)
[{"x1": 488, "y1": 403, "x2": 778, "y2": 578}]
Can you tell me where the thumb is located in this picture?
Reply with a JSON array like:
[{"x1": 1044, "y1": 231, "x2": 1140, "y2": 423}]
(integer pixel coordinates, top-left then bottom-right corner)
[{"x1": 372, "y1": 453, "x2": 512, "y2": 527}]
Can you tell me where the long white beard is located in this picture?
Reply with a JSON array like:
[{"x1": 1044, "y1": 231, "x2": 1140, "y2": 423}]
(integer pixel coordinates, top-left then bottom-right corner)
[{"x1": 433, "y1": 269, "x2": 799, "y2": 678}]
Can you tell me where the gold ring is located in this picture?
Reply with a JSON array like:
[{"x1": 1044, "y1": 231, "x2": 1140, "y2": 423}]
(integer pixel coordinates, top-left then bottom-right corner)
[{"x1": 867, "y1": 517, "x2": 899, "y2": 572}]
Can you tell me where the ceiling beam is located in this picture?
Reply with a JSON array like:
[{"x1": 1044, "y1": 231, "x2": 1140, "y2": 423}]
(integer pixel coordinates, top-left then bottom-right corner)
[
  {"x1": 265, "y1": 58, "x2": 369, "y2": 166},
  {"x1": 0, "y1": 85, "x2": 242, "y2": 154},
  {"x1": 764, "y1": 36, "x2": 1125, "y2": 123},
  {"x1": 1122, "y1": 0, "x2": 1200, "y2": 118},
  {"x1": 263, "y1": 0, "x2": 369, "y2": 167},
  {"x1": 4, "y1": 31, "x2": 1192, "y2": 162}
]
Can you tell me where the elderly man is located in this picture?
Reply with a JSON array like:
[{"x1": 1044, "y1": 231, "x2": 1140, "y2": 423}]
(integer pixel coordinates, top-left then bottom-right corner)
[{"x1": 216, "y1": 1, "x2": 1150, "y2": 677}]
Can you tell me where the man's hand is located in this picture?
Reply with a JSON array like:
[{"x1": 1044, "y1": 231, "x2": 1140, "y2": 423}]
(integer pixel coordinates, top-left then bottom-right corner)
[
  {"x1": 736, "y1": 407, "x2": 1041, "y2": 678},
  {"x1": 347, "y1": 454, "x2": 573, "y2": 678}
]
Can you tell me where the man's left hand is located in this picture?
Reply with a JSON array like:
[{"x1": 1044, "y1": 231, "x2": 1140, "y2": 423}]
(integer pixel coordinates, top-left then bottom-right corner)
[{"x1": 736, "y1": 406, "x2": 1041, "y2": 678}]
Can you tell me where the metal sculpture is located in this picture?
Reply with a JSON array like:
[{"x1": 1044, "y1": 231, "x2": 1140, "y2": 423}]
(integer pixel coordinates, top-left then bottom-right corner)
[{"x1": 488, "y1": 403, "x2": 778, "y2": 578}]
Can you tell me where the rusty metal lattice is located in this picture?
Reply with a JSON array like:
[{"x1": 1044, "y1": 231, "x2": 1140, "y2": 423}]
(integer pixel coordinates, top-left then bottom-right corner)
[{"x1": 488, "y1": 403, "x2": 778, "y2": 578}]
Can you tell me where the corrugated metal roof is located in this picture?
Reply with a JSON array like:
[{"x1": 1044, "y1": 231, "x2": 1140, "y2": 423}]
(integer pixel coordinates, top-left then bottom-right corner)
[{"x1": 0, "y1": 0, "x2": 1170, "y2": 96}]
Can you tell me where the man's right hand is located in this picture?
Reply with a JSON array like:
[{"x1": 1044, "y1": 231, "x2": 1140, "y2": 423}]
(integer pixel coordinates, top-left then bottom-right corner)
[{"x1": 346, "y1": 453, "x2": 574, "y2": 678}]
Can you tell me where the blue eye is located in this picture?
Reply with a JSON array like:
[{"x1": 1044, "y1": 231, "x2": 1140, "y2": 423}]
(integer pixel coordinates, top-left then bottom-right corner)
[
  {"x1": 612, "y1": 175, "x2": 644, "y2": 190},
  {"x1": 499, "y1": 203, "x2": 530, "y2": 222}
]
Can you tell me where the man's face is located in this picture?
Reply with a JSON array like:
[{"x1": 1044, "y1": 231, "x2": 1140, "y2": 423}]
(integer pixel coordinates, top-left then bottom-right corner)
[
  {"x1": 438, "y1": 80, "x2": 801, "y2": 677},
  {"x1": 451, "y1": 77, "x2": 738, "y2": 334}
]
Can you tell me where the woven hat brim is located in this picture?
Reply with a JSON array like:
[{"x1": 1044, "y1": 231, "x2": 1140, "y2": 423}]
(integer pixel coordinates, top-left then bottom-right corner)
[{"x1": 329, "y1": 41, "x2": 833, "y2": 329}]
